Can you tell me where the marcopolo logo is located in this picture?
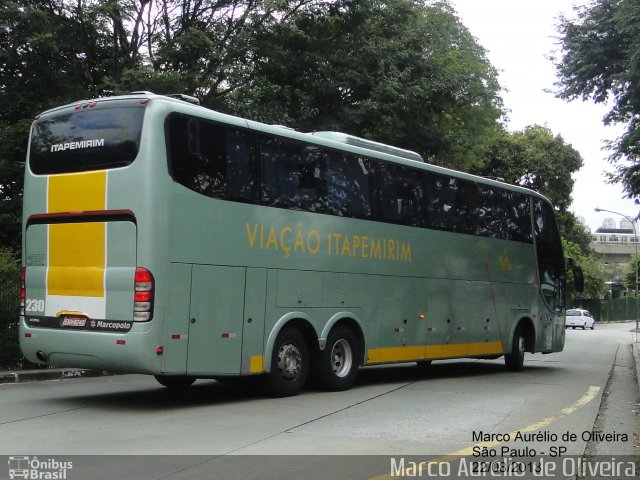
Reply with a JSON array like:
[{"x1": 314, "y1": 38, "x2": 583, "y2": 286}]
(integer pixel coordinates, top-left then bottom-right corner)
[
  {"x1": 8, "y1": 456, "x2": 73, "y2": 479},
  {"x1": 89, "y1": 319, "x2": 133, "y2": 331}
]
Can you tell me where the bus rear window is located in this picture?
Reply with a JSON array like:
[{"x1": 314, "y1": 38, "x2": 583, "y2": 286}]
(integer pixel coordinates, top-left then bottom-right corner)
[{"x1": 29, "y1": 106, "x2": 145, "y2": 174}]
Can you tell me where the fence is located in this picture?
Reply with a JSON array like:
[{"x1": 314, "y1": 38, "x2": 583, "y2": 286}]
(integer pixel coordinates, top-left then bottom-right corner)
[
  {"x1": 571, "y1": 297, "x2": 640, "y2": 323},
  {"x1": 0, "y1": 280, "x2": 21, "y2": 369}
]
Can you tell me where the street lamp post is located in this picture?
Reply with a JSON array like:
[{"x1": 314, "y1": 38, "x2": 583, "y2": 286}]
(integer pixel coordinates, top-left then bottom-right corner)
[{"x1": 595, "y1": 207, "x2": 639, "y2": 340}]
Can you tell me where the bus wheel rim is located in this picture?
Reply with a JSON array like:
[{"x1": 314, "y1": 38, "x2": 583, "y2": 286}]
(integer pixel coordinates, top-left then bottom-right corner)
[
  {"x1": 331, "y1": 339, "x2": 353, "y2": 378},
  {"x1": 278, "y1": 343, "x2": 302, "y2": 381}
]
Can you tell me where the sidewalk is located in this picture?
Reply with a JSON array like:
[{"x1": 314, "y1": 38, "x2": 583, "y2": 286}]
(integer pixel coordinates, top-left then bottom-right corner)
[{"x1": 584, "y1": 335, "x2": 640, "y2": 460}]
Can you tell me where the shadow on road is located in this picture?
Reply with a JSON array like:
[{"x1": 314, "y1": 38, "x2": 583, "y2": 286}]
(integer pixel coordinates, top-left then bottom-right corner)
[{"x1": 48, "y1": 359, "x2": 557, "y2": 412}]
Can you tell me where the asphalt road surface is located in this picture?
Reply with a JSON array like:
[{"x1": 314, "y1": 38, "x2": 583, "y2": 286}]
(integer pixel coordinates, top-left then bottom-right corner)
[{"x1": 0, "y1": 322, "x2": 638, "y2": 479}]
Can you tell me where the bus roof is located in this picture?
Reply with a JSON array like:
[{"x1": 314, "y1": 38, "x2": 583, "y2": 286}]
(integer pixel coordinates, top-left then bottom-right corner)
[
  {"x1": 310, "y1": 131, "x2": 424, "y2": 163},
  {"x1": 37, "y1": 92, "x2": 553, "y2": 205}
]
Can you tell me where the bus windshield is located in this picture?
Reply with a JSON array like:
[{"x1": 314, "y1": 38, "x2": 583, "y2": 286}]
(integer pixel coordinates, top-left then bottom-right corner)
[{"x1": 29, "y1": 104, "x2": 145, "y2": 174}]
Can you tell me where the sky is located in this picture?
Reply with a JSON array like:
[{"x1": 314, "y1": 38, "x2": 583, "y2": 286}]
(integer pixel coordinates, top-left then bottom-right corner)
[{"x1": 450, "y1": 0, "x2": 636, "y2": 232}]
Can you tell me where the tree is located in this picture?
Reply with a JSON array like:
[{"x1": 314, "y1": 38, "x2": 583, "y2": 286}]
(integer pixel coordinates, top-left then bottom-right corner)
[
  {"x1": 0, "y1": 247, "x2": 19, "y2": 286},
  {"x1": 0, "y1": 0, "x2": 111, "y2": 252},
  {"x1": 556, "y1": 211, "x2": 594, "y2": 254},
  {"x1": 229, "y1": 0, "x2": 504, "y2": 172},
  {"x1": 562, "y1": 239, "x2": 607, "y2": 300},
  {"x1": 623, "y1": 252, "x2": 640, "y2": 292},
  {"x1": 99, "y1": 0, "x2": 323, "y2": 103},
  {"x1": 477, "y1": 125, "x2": 583, "y2": 212},
  {"x1": 555, "y1": 0, "x2": 640, "y2": 198}
]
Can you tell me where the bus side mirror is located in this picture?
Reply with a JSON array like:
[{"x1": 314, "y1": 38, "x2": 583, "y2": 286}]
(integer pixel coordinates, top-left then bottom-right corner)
[{"x1": 567, "y1": 258, "x2": 584, "y2": 293}]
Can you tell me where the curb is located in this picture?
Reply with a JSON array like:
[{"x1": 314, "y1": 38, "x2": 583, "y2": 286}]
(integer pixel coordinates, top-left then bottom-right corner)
[{"x1": 0, "y1": 369, "x2": 111, "y2": 384}]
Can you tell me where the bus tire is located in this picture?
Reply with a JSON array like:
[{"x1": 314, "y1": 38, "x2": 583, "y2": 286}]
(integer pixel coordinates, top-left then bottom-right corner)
[
  {"x1": 264, "y1": 327, "x2": 309, "y2": 397},
  {"x1": 155, "y1": 375, "x2": 195, "y2": 389},
  {"x1": 504, "y1": 326, "x2": 525, "y2": 372},
  {"x1": 416, "y1": 360, "x2": 432, "y2": 369},
  {"x1": 318, "y1": 326, "x2": 360, "y2": 391}
]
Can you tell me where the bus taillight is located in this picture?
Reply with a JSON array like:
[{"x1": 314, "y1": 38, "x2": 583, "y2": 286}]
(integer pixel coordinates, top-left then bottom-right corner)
[
  {"x1": 20, "y1": 267, "x2": 26, "y2": 316},
  {"x1": 134, "y1": 267, "x2": 154, "y2": 321}
]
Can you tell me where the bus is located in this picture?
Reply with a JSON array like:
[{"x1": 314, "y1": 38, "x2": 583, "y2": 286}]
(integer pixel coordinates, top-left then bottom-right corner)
[{"x1": 19, "y1": 92, "x2": 583, "y2": 396}]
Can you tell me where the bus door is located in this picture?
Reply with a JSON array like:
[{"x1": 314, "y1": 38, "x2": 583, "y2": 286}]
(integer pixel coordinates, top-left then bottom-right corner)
[
  {"x1": 440, "y1": 280, "x2": 473, "y2": 357},
  {"x1": 186, "y1": 265, "x2": 246, "y2": 375},
  {"x1": 461, "y1": 281, "x2": 503, "y2": 356},
  {"x1": 534, "y1": 200, "x2": 566, "y2": 352},
  {"x1": 425, "y1": 279, "x2": 499, "y2": 359}
]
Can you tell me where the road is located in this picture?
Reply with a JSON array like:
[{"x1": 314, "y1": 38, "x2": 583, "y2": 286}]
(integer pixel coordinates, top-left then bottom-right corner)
[{"x1": 0, "y1": 322, "x2": 638, "y2": 479}]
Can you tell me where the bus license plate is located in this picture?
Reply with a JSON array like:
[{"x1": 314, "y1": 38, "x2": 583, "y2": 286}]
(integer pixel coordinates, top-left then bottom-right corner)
[{"x1": 61, "y1": 315, "x2": 87, "y2": 327}]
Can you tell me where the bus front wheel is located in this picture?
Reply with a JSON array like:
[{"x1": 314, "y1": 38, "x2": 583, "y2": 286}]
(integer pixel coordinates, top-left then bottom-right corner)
[
  {"x1": 504, "y1": 326, "x2": 525, "y2": 372},
  {"x1": 264, "y1": 327, "x2": 309, "y2": 397},
  {"x1": 155, "y1": 375, "x2": 196, "y2": 389},
  {"x1": 317, "y1": 326, "x2": 360, "y2": 391}
]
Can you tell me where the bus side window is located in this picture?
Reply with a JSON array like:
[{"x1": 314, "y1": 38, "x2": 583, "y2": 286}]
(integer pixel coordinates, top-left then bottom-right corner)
[
  {"x1": 325, "y1": 151, "x2": 350, "y2": 217},
  {"x1": 187, "y1": 118, "x2": 200, "y2": 155},
  {"x1": 325, "y1": 152, "x2": 374, "y2": 219},
  {"x1": 168, "y1": 115, "x2": 204, "y2": 193},
  {"x1": 259, "y1": 136, "x2": 284, "y2": 206},
  {"x1": 226, "y1": 129, "x2": 257, "y2": 202},
  {"x1": 449, "y1": 178, "x2": 474, "y2": 234},
  {"x1": 396, "y1": 166, "x2": 426, "y2": 227},
  {"x1": 297, "y1": 145, "x2": 326, "y2": 212},
  {"x1": 260, "y1": 137, "x2": 325, "y2": 210},
  {"x1": 476, "y1": 184, "x2": 503, "y2": 238},
  {"x1": 168, "y1": 115, "x2": 227, "y2": 199},
  {"x1": 426, "y1": 175, "x2": 474, "y2": 234},
  {"x1": 379, "y1": 164, "x2": 400, "y2": 223},
  {"x1": 196, "y1": 120, "x2": 227, "y2": 198},
  {"x1": 508, "y1": 193, "x2": 533, "y2": 242}
]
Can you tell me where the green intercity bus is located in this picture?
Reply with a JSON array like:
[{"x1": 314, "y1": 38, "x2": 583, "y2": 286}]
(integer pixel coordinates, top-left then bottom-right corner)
[{"x1": 19, "y1": 92, "x2": 582, "y2": 396}]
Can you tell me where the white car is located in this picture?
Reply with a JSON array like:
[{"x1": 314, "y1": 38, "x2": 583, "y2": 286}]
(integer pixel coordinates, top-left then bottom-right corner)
[{"x1": 565, "y1": 309, "x2": 596, "y2": 330}]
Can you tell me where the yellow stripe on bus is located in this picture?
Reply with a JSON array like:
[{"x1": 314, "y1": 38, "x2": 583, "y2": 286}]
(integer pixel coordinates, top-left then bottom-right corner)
[
  {"x1": 249, "y1": 355, "x2": 264, "y2": 373},
  {"x1": 367, "y1": 341, "x2": 504, "y2": 364},
  {"x1": 47, "y1": 171, "x2": 107, "y2": 297}
]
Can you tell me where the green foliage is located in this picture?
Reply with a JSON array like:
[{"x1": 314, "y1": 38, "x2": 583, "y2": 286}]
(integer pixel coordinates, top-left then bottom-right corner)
[
  {"x1": 555, "y1": 0, "x2": 640, "y2": 198},
  {"x1": 0, "y1": 247, "x2": 20, "y2": 369},
  {"x1": 229, "y1": 0, "x2": 504, "y2": 171},
  {"x1": 477, "y1": 125, "x2": 583, "y2": 212},
  {"x1": 0, "y1": 0, "x2": 112, "y2": 252},
  {"x1": 0, "y1": 248, "x2": 19, "y2": 285},
  {"x1": 556, "y1": 211, "x2": 593, "y2": 254},
  {"x1": 623, "y1": 252, "x2": 640, "y2": 291},
  {"x1": 562, "y1": 239, "x2": 607, "y2": 300}
]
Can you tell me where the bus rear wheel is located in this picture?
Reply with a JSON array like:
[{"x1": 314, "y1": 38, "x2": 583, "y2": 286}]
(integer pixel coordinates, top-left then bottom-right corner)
[
  {"x1": 317, "y1": 326, "x2": 360, "y2": 391},
  {"x1": 504, "y1": 326, "x2": 525, "y2": 372},
  {"x1": 154, "y1": 375, "x2": 195, "y2": 389},
  {"x1": 264, "y1": 327, "x2": 309, "y2": 397}
]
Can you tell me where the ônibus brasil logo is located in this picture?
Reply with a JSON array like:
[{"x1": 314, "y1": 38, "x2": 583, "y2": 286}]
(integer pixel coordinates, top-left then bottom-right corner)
[{"x1": 8, "y1": 456, "x2": 73, "y2": 479}]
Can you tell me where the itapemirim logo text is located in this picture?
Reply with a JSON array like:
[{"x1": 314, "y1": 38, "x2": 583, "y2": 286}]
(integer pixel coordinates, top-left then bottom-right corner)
[{"x1": 8, "y1": 456, "x2": 73, "y2": 480}]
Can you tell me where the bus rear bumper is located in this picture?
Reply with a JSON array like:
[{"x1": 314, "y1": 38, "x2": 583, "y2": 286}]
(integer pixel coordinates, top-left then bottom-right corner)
[{"x1": 19, "y1": 318, "x2": 163, "y2": 374}]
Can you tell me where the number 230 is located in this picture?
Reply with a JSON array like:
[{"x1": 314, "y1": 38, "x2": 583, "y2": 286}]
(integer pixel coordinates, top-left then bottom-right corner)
[{"x1": 25, "y1": 299, "x2": 45, "y2": 312}]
